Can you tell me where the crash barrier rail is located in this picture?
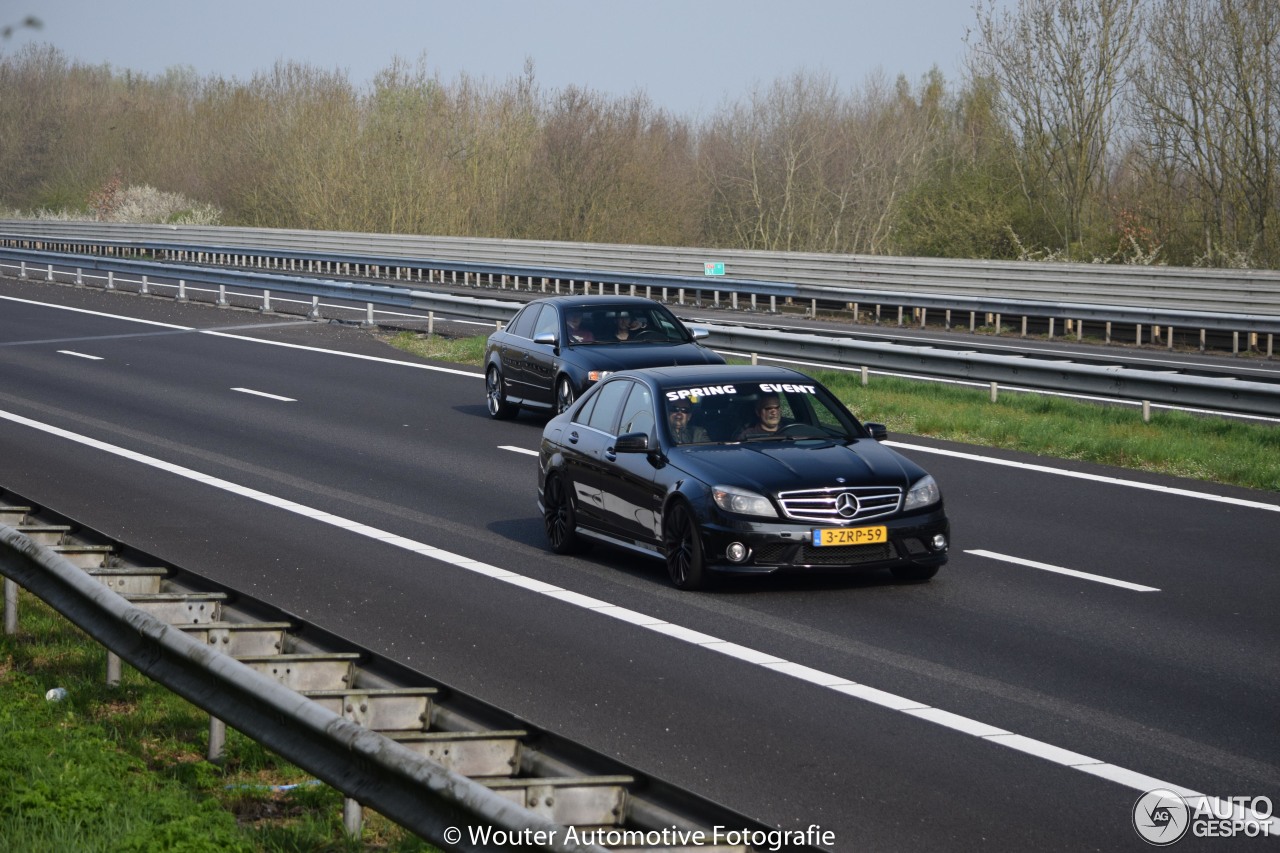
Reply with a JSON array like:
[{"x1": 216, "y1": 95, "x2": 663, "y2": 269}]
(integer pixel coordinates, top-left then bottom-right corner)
[
  {"x1": 2, "y1": 220, "x2": 1279, "y2": 341},
  {"x1": 2, "y1": 247, "x2": 1278, "y2": 417},
  {"x1": 0, "y1": 499, "x2": 795, "y2": 852}
]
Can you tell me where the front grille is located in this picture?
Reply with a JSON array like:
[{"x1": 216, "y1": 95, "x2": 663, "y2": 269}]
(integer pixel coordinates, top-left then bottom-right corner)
[
  {"x1": 799, "y1": 542, "x2": 897, "y2": 566},
  {"x1": 776, "y1": 486, "x2": 903, "y2": 523}
]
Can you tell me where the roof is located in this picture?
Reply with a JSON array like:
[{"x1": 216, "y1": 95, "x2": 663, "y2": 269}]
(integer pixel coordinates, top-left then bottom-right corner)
[
  {"x1": 620, "y1": 363, "x2": 814, "y2": 387},
  {"x1": 529, "y1": 295, "x2": 669, "y2": 309}
]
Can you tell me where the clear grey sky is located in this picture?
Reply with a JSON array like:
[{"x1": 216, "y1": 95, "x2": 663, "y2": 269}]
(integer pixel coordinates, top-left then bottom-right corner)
[{"x1": 2, "y1": 1, "x2": 986, "y2": 118}]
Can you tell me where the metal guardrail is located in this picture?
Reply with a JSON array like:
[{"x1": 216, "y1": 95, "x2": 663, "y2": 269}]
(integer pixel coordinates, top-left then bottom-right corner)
[
  {"x1": 3, "y1": 220, "x2": 1279, "y2": 334},
  {"x1": 1, "y1": 502, "x2": 795, "y2": 852},
  {"x1": 2, "y1": 247, "x2": 1278, "y2": 416},
  {"x1": 0, "y1": 523, "x2": 596, "y2": 852}
]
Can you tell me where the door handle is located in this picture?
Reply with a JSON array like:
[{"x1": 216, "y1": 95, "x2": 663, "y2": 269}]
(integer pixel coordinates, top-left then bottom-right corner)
[{"x1": 568, "y1": 431, "x2": 579, "y2": 444}]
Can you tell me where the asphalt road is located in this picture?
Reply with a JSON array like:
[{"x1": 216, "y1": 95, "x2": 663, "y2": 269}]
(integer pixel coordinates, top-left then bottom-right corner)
[{"x1": 2, "y1": 276, "x2": 1277, "y2": 851}]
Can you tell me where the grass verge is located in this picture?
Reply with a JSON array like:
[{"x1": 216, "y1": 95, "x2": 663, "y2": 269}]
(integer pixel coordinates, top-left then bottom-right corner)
[
  {"x1": 385, "y1": 331, "x2": 1280, "y2": 492},
  {"x1": 0, "y1": 592, "x2": 436, "y2": 852}
]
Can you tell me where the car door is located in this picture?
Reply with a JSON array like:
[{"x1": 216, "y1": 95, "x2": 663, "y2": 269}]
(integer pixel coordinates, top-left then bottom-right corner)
[
  {"x1": 560, "y1": 378, "x2": 631, "y2": 528},
  {"x1": 522, "y1": 304, "x2": 562, "y2": 407},
  {"x1": 495, "y1": 304, "x2": 538, "y2": 402},
  {"x1": 595, "y1": 382, "x2": 662, "y2": 544}
]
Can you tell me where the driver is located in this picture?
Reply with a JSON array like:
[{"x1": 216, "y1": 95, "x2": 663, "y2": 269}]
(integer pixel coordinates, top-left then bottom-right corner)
[
  {"x1": 667, "y1": 400, "x2": 709, "y2": 445},
  {"x1": 734, "y1": 394, "x2": 785, "y2": 439}
]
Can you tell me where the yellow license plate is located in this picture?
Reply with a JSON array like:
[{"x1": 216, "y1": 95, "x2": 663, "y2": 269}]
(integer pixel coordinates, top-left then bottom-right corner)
[{"x1": 811, "y1": 526, "x2": 887, "y2": 547}]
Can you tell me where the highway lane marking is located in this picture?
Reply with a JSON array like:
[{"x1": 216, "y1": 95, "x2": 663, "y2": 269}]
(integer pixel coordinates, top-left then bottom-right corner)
[
  {"x1": 887, "y1": 441, "x2": 1280, "y2": 512},
  {"x1": 965, "y1": 549, "x2": 1160, "y2": 592},
  {"x1": 501, "y1": 446, "x2": 539, "y2": 456},
  {"x1": 57, "y1": 350, "x2": 102, "y2": 360},
  {"x1": 5, "y1": 405, "x2": 1275, "y2": 833},
  {"x1": 231, "y1": 388, "x2": 296, "y2": 402}
]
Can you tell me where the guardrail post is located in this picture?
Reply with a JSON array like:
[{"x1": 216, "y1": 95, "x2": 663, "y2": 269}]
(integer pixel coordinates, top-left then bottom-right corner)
[
  {"x1": 994, "y1": 314, "x2": 1002, "y2": 335},
  {"x1": 1233, "y1": 332, "x2": 1239, "y2": 356},
  {"x1": 176, "y1": 279, "x2": 187, "y2": 302},
  {"x1": 1142, "y1": 400, "x2": 1151, "y2": 423},
  {"x1": 990, "y1": 382, "x2": 999, "y2": 403},
  {"x1": 1268, "y1": 334, "x2": 1274, "y2": 358},
  {"x1": 770, "y1": 295, "x2": 777, "y2": 313},
  {"x1": 343, "y1": 798, "x2": 364, "y2": 838},
  {"x1": 140, "y1": 274, "x2": 149, "y2": 295},
  {"x1": 1106, "y1": 322, "x2": 1112, "y2": 344},
  {"x1": 1200, "y1": 329, "x2": 1206, "y2": 351},
  {"x1": 1136, "y1": 324, "x2": 1143, "y2": 346},
  {"x1": 920, "y1": 308, "x2": 928, "y2": 329},
  {"x1": 1020, "y1": 316, "x2": 1027, "y2": 337},
  {"x1": 1048, "y1": 318, "x2": 1055, "y2": 339},
  {"x1": 209, "y1": 717, "x2": 226, "y2": 762},
  {"x1": 19, "y1": 261, "x2": 27, "y2": 279},
  {"x1": 47, "y1": 264, "x2": 55, "y2": 282},
  {"x1": 107, "y1": 650, "x2": 121, "y2": 686},
  {"x1": 363, "y1": 303, "x2": 375, "y2": 328},
  {"x1": 106, "y1": 270, "x2": 114, "y2": 290},
  {"x1": 861, "y1": 366, "x2": 869, "y2": 386},
  {"x1": 678, "y1": 288, "x2": 685, "y2": 305},
  {"x1": 308, "y1": 296, "x2": 322, "y2": 320},
  {"x1": 969, "y1": 311, "x2": 976, "y2": 332},
  {"x1": 261, "y1": 290, "x2": 272, "y2": 313},
  {"x1": 1168, "y1": 327, "x2": 1175, "y2": 350},
  {"x1": 428, "y1": 311, "x2": 435, "y2": 336},
  {"x1": 897, "y1": 306, "x2": 904, "y2": 327},
  {"x1": 1077, "y1": 320, "x2": 1083, "y2": 341},
  {"x1": 4, "y1": 577, "x2": 17, "y2": 635},
  {"x1": 216, "y1": 285, "x2": 228, "y2": 307},
  {"x1": 75, "y1": 268, "x2": 84, "y2": 287},
  {"x1": 945, "y1": 309, "x2": 951, "y2": 330}
]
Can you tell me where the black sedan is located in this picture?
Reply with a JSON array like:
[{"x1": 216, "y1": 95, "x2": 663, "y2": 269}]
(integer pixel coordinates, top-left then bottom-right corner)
[
  {"x1": 537, "y1": 364, "x2": 949, "y2": 589},
  {"x1": 485, "y1": 296, "x2": 725, "y2": 418}
]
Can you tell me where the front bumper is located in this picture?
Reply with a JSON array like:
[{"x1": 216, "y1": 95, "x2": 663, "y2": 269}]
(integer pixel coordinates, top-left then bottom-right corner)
[{"x1": 697, "y1": 508, "x2": 950, "y2": 575}]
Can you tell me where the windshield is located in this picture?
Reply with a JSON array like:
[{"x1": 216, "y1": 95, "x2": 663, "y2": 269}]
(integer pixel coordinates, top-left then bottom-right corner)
[
  {"x1": 564, "y1": 304, "x2": 691, "y2": 345},
  {"x1": 660, "y1": 379, "x2": 865, "y2": 445}
]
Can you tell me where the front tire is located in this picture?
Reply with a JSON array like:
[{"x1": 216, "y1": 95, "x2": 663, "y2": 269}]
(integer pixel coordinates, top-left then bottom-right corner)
[
  {"x1": 663, "y1": 501, "x2": 708, "y2": 590},
  {"x1": 487, "y1": 365, "x2": 517, "y2": 420},
  {"x1": 555, "y1": 375, "x2": 577, "y2": 414},
  {"x1": 542, "y1": 474, "x2": 586, "y2": 554}
]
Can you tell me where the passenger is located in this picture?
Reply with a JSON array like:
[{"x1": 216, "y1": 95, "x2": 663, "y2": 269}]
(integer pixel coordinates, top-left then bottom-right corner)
[
  {"x1": 667, "y1": 401, "x2": 709, "y2": 445},
  {"x1": 734, "y1": 394, "x2": 786, "y2": 439},
  {"x1": 612, "y1": 312, "x2": 646, "y2": 341},
  {"x1": 566, "y1": 309, "x2": 594, "y2": 343}
]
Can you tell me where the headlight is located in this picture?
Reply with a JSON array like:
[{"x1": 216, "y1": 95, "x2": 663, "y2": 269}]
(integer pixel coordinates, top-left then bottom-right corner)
[
  {"x1": 587, "y1": 370, "x2": 612, "y2": 382},
  {"x1": 903, "y1": 475, "x2": 940, "y2": 510},
  {"x1": 712, "y1": 485, "x2": 777, "y2": 517}
]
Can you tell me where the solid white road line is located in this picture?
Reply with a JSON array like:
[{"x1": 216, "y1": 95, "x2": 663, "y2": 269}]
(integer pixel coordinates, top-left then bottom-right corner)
[
  {"x1": 965, "y1": 549, "x2": 1160, "y2": 592},
  {"x1": 231, "y1": 388, "x2": 296, "y2": 402},
  {"x1": 6, "y1": 404, "x2": 1275, "y2": 834},
  {"x1": 889, "y1": 441, "x2": 1280, "y2": 512},
  {"x1": 57, "y1": 350, "x2": 103, "y2": 360}
]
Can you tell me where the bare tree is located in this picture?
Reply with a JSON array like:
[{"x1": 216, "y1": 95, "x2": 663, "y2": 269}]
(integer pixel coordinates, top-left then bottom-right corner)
[
  {"x1": 1131, "y1": 0, "x2": 1279, "y2": 265},
  {"x1": 969, "y1": 0, "x2": 1143, "y2": 252}
]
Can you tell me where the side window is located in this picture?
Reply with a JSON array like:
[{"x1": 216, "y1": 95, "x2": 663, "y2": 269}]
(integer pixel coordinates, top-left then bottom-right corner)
[
  {"x1": 533, "y1": 306, "x2": 558, "y2": 341},
  {"x1": 617, "y1": 384, "x2": 654, "y2": 436},
  {"x1": 505, "y1": 304, "x2": 538, "y2": 339},
  {"x1": 585, "y1": 380, "x2": 632, "y2": 433}
]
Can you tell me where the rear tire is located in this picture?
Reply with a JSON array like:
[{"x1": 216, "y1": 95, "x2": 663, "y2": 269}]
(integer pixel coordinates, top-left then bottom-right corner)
[
  {"x1": 542, "y1": 474, "x2": 586, "y2": 554},
  {"x1": 663, "y1": 501, "x2": 708, "y2": 590},
  {"x1": 487, "y1": 365, "x2": 517, "y2": 420}
]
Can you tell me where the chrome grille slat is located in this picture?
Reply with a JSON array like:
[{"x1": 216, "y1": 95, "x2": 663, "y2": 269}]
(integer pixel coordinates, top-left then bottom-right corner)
[{"x1": 776, "y1": 486, "x2": 903, "y2": 523}]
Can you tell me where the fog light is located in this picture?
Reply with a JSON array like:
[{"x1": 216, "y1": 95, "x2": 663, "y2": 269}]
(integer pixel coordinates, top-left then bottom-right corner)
[
  {"x1": 726, "y1": 542, "x2": 749, "y2": 563},
  {"x1": 931, "y1": 534, "x2": 948, "y2": 551}
]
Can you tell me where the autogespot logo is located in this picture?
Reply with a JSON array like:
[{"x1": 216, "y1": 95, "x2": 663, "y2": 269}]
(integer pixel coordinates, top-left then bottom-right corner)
[{"x1": 1134, "y1": 789, "x2": 1191, "y2": 845}]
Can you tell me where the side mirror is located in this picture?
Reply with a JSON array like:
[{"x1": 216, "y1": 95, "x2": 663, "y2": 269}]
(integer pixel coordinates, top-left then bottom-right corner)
[
  {"x1": 690, "y1": 327, "x2": 710, "y2": 340},
  {"x1": 865, "y1": 422, "x2": 888, "y2": 441},
  {"x1": 614, "y1": 431, "x2": 650, "y2": 453},
  {"x1": 533, "y1": 332, "x2": 558, "y2": 346}
]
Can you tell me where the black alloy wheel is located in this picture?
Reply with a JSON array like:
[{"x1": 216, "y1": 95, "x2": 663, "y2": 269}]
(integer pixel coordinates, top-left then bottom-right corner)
[
  {"x1": 543, "y1": 474, "x2": 585, "y2": 554},
  {"x1": 555, "y1": 375, "x2": 577, "y2": 414},
  {"x1": 663, "y1": 501, "x2": 708, "y2": 590},
  {"x1": 487, "y1": 365, "x2": 517, "y2": 419}
]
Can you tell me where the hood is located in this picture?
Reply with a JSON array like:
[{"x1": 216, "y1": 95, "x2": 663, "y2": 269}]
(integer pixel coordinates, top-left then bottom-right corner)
[
  {"x1": 572, "y1": 342, "x2": 723, "y2": 371},
  {"x1": 673, "y1": 438, "x2": 926, "y2": 493}
]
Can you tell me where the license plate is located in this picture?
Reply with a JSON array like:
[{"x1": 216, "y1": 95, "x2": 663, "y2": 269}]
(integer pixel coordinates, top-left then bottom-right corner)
[{"x1": 811, "y1": 526, "x2": 887, "y2": 546}]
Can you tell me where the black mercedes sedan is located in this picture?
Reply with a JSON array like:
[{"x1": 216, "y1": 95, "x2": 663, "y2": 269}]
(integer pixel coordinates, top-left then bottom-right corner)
[
  {"x1": 537, "y1": 364, "x2": 949, "y2": 590},
  {"x1": 485, "y1": 296, "x2": 725, "y2": 418}
]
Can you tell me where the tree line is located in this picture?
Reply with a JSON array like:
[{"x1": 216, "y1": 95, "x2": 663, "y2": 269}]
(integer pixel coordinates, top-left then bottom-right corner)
[{"x1": 0, "y1": 0, "x2": 1275, "y2": 267}]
